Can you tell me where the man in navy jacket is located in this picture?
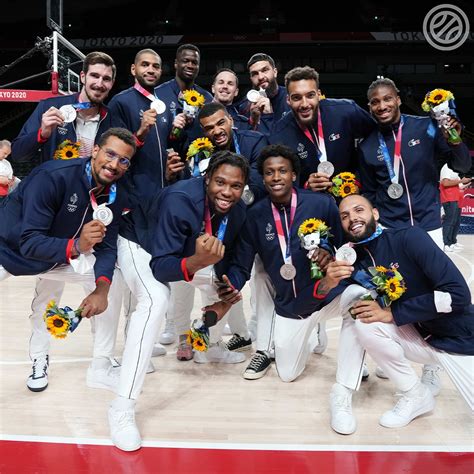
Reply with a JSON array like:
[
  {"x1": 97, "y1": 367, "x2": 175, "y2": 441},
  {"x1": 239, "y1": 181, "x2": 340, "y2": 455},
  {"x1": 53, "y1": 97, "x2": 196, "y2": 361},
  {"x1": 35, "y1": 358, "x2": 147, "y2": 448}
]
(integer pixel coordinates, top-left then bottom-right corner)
[
  {"x1": 269, "y1": 66, "x2": 375, "y2": 190},
  {"x1": 221, "y1": 144, "x2": 349, "y2": 382},
  {"x1": 0, "y1": 127, "x2": 134, "y2": 393},
  {"x1": 312, "y1": 194, "x2": 473, "y2": 434},
  {"x1": 357, "y1": 77, "x2": 471, "y2": 248}
]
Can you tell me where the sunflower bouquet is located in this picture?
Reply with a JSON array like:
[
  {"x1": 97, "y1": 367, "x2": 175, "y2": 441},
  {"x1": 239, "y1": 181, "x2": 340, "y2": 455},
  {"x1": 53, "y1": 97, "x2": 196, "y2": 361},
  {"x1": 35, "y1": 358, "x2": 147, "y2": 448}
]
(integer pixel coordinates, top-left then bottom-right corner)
[
  {"x1": 171, "y1": 89, "x2": 206, "y2": 139},
  {"x1": 421, "y1": 88, "x2": 462, "y2": 145},
  {"x1": 368, "y1": 264, "x2": 407, "y2": 306},
  {"x1": 54, "y1": 139, "x2": 81, "y2": 160},
  {"x1": 297, "y1": 218, "x2": 332, "y2": 280},
  {"x1": 186, "y1": 137, "x2": 214, "y2": 177},
  {"x1": 186, "y1": 319, "x2": 210, "y2": 352},
  {"x1": 330, "y1": 172, "x2": 361, "y2": 198},
  {"x1": 43, "y1": 300, "x2": 82, "y2": 339}
]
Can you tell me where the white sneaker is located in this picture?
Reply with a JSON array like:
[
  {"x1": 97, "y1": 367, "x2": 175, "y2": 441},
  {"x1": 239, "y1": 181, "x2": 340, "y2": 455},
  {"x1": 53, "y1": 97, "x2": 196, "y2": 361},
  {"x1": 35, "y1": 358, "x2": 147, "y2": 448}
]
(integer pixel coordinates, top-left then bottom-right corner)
[
  {"x1": 193, "y1": 341, "x2": 246, "y2": 364},
  {"x1": 379, "y1": 384, "x2": 435, "y2": 428},
  {"x1": 444, "y1": 245, "x2": 455, "y2": 253},
  {"x1": 312, "y1": 322, "x2": 328, "y2": 354},
  {"x1": 108, "y1": 403, "x2": 141, "y2": 451},
  {"x1": 146, "y1": 360, "x2": 155, "y2": 374},
  {"x1": 452, "y1": 243, "x2": 463, "y2": 251},
  {"x1": 86, "y1": 364, "x2": 120, "y2": 392},
  {"x1": 421, "y1": 365, "x2": 442, "y2": 397},
  {"x1": 152, "y1": 344, "x2": 167, "y2": 357},
  {"x1": 27, "y1": 355, "x2": 49, "y2": 392},
  {"x1": 158, "y1": 315, "x2": 176, "y2": 345},
  {"x1": 375, "y1": 366, "x2": 389, "y2": 379},
  {"x1": 329, "y1": 383, "x2": 356, "y2": 435}
]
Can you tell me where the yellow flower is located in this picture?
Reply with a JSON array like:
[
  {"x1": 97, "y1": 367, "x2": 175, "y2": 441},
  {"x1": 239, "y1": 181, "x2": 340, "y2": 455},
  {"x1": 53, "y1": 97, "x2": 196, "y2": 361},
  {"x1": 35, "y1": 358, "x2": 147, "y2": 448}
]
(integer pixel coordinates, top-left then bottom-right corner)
[
  {"x1": 338, "y1": 172, "x2": 356, "y2": 181},
  {"x1": 384, "y1": 277, "x2": 406, "y2": 301},
  {"x1": 339, "y1": 182, "x2": 358, "y2": 197},
  {"x1": 183, "y1": 89, "x2": 205, "y2": 107},
  {"x1": 185, "y1": 331, "x2": 193, "y2": 346},
  {"x1": 423, "y1": 89, "x2": 455, "y2": 110},
  {"x1": 192, "y1": 336, "x2": 207, "y2": 352},
  {"x1": 186, "y1": 137, "x2": 214, "y2": 159},
  {"x1": 375, "y1": 265, "x2": 387, "y2": 272},
  {"x1": 46, "y1": 314, "x2": 70, "y2": 339},
  {"x1": 299, "y1": 218, "x2": 325, "y2": 235},
  {"x1": 46, "y1": 300, "x2": 56, "y2": 311},
  {"x1": 54, "y1": 140, "x2": 80, "y2": 160}
]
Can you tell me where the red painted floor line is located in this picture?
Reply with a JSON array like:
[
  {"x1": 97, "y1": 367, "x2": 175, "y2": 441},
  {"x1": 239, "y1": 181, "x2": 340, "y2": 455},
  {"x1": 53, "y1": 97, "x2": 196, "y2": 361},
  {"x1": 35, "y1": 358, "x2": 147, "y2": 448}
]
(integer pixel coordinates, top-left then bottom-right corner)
[{"x1": 1, "y1": 440, "x2": 473, "y2": 474}]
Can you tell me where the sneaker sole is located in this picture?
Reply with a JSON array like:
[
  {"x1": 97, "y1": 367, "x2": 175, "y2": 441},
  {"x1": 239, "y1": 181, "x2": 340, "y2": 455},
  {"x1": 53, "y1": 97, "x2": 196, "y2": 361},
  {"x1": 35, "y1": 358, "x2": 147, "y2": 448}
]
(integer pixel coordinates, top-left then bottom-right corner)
[
  {"x1": 228, "y1": 344, "x2": 252, "y2": 352},
  {"x1": 27, "y1": 383, "x2": 48, "y2": 392},
  {"x1": 242, "y1": 364, "x2": 271, "y2": 380},
  {"x1": 177, "y1": 355, "x2": 194, "y2": 361}
]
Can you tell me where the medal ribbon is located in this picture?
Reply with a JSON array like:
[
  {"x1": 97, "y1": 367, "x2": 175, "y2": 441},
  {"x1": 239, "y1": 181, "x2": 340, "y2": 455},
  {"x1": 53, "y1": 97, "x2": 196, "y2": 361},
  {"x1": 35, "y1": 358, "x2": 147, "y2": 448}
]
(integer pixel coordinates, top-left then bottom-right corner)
[
  {"x1": 72, "y1": 102, "x2": 93, "y2": 111},
  {"x1": 271, "y1": 189, "x2": 298, "y2": 295},
  {"x1": 302, "y1": 107, "x2": 327, "y2": 162},
  {"x1": 134, "y1": 83, "x2": 155, "y2": 102},
  {"x1": 204, "y1": 197, "x2": 228, "y2": 241},
  {"x1": 85, "y1": 161, "x2": 117, "y2": 212},
  {"x1": 351, "y1": 224, "x2": 383, "y2": 246},
  {"x1": 377, "y1": 117, "x2": 404, "y2": 185}
]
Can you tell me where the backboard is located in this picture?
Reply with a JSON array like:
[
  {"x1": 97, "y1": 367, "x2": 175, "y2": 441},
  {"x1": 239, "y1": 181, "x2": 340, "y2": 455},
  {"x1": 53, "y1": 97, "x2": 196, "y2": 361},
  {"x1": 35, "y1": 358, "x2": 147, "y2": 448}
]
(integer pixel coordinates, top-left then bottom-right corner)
[
  {"x1": 47, "y1": 0, "x2": 63, "y2": 34},
  {"x1": 52, "y1": 31, "x2": 85, "y2": 95}
]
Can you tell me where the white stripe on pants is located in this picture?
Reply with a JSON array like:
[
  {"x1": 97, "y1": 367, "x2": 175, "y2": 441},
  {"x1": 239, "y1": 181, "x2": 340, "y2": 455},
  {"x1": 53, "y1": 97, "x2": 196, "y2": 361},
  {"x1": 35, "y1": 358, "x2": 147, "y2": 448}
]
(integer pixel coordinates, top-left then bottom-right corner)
[{"x1": 117, "y1": 236, "x2": 170, "y2": 400}]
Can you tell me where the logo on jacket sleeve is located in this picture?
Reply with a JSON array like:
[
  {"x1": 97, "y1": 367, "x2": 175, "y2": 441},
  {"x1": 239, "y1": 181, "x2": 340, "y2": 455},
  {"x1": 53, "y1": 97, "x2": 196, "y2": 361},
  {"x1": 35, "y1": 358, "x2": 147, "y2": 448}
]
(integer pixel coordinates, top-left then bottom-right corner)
[
  {"x1": 67, "y1": 193, "x2": 78, "y2": 212},
  {"x1": 329, "y1": 133, "x2": 341, "y2": 141},
  {"x1": 265, "y1": 223, "x2": 275, "y2": 241}
]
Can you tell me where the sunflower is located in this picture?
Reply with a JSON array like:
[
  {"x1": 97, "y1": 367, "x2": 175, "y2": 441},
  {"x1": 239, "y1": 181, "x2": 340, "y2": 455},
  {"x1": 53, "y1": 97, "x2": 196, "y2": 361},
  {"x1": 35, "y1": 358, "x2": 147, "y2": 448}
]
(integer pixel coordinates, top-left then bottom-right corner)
[
  {"x1": 185, "y1": 331, "x2": 193, "y2": 346},
  {"x1": 298, "y1": 218, "x2": 326, "y2": 236},
  {"x1": 338, "y1": 172, "x2": 356, "y2": 181},
  {"x1": 383, "y1": 277, "x2": 406, "y2": 301},
  {"x1": 427, "y1": 88, "x2": 454, "y2": 106},
  {"x1": 186, "y1": 137, "x2": 214, "y2": 159},
  {"x1": 183, "y1": 89, "x2": 205, "y2": 107},
  {"x1": 46, "y1": 314, "x2": 70, "y2": 339},
  {"x1": 54, "y1": 140, "x2": 80, "y2": 160},
  {"x1": 339, "y1": 182, "x2": 358, "y2": 197},
  {"x1": 375, "y1": 265, "x2": 387, "y2": 272},
  {"x1": 192, "y1": 336, "x2": 207, "y2": 352}
]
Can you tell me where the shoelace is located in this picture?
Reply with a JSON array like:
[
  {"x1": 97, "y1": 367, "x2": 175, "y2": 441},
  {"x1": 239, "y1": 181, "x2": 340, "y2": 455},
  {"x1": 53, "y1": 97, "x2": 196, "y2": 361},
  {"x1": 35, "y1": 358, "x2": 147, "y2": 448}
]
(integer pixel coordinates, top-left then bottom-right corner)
[
  {"x1": 228, "y1": 334, "x2": 245, "y2": 346},
  {"x1": 391, "y1": 394, "x2": 417, "y2": 417},
  {"x1": 422, "y1": 367, "x2": 439, "y2": 386},
  {"x1": 32, "y1": 358, "x2": 48, "y2": 378},
  {"x1": 247, "y1": 353, "x2": 268, "y2": 371},
  {"x1": 115, "y1": 410, "x2": 135, "y2": 429},
  {"x1": 333, "y1": 394, "x2": 352, "y2": 414},
  {"x1": 162, "y1": 317, "x2": 175, "y2": 334}
]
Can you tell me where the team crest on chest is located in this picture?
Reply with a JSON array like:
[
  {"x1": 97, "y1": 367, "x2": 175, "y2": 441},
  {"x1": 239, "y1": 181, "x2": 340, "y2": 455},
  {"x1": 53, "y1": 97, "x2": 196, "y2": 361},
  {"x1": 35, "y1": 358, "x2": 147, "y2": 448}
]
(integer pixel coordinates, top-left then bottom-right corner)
[
  {"x1": 297, "y1": 143, "x2": 308, "y2": 160},
  {"x1": 67, "y1": 193, "x2": 78, "y2": 212},
  {"x1": 408, "y1": 138, "x2": 420, "y2": 147},
  {"x1": 329, "y1": 133, "x2": 341, "y2": 141},
  {"x1": 265, "y1": 223, "x2": 275, "y2": 241}
]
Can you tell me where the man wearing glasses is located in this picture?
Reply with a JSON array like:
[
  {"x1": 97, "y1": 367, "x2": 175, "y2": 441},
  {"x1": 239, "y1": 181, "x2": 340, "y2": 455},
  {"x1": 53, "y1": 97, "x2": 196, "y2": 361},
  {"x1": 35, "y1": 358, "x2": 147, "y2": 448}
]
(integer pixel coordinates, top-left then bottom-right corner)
[{"x1": 0, "y1": 128, "x2": 135, "y2": 393}]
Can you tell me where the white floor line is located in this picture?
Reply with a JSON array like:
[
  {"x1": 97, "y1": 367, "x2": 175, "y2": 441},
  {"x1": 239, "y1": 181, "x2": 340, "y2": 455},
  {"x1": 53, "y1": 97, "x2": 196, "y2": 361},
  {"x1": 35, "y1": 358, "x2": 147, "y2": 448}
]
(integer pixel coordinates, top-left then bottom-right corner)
[
  {"x1": 0, "y1": 433, "x2": 472, "y2": 453},
  {"x1": 449, "y1": 252, "x2": 474, "y2": 285}
]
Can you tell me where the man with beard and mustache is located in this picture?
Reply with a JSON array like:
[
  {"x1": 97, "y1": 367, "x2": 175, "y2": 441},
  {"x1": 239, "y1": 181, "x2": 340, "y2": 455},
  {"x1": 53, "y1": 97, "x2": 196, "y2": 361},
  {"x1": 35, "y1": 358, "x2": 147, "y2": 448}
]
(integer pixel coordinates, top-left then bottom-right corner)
[
  {"x1": 358, "y1": 77, "x2": 471, "y2": 249},
  {"x1": 11, "y1": 51, "x2": 116, "y2": 164},
  {"x1": 8, "y1": 52, "x2": 119, "y2": 393},
  {"x1": 237, "y1": 53, "x2": 291, "y2": 135},
  {"x1": 310, "y1": 194, "x2": 473, "y2": 434},
  {"x1": 0, "y1": 128, "x2": 135, "y2": 393}
]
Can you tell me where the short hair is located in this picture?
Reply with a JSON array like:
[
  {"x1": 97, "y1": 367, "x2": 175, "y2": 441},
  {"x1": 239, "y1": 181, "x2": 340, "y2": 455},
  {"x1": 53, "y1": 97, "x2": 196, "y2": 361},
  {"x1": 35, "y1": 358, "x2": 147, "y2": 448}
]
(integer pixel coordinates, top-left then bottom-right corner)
[
  {"x1": 205, "y1": 150, "x2": 249, "y2": 184},
  {"x1": 212, "y1": 68, "x2": 239, "y2": 87},
  {"x1": 176, "y1": 43, "x2": 200, "y2": 58},
  {"x1": 98, "y1": 127, "x2": 136, "y2": 154},
  {"x1": 83, "y1": 51, "x2": 116, "y2": 80},
  {"x1": 367, "y1": 77, "x2": 399, "y2": 100},
  {"x1": 134, "y1": 49, "x2": 161, "y2": 65},
  {"x1": 284, "y1": 66, "x2": 319, "y2": 91},
  {"x1": 339, "y1": 194, "x2": 374, "y2": 209},
  {"x1": 198, "y1": 102, "x2": 229, "y2": 121},
  {"x1": 257, "y1": 144, "x2": 300, "y2": 176},
  {"x1": 0, "y1": 139, "x2": 12, "y2": 148},
  {"x1": 247, "y1": 53, "x2": 275, "y2": 69}
]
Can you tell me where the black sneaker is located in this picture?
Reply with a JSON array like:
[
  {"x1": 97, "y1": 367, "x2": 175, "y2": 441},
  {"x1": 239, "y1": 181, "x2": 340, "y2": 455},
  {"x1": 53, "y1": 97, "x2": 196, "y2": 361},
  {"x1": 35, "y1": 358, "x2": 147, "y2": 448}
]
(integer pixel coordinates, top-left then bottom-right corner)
[
  {"x1": 27, "y1": 355, "x2": 49, "y2": 392},
  {"x1": 226, "y1": 334, "x2": 252, "y2": 352},
  {"x1": 242, "y1": 351, "x2": 271, "y2": 380}
]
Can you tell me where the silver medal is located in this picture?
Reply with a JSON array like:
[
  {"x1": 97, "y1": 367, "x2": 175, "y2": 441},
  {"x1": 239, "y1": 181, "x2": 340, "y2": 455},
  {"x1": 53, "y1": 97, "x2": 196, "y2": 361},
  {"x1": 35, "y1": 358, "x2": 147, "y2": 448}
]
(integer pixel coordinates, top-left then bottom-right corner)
[
  {"x1": 246, "y1": 89, "x2": 261, "y2": 103},
  {"x1": 387, "y1": 183, "x2": 404, "y2": 199},
  {"x1": 93, "y1": 205, "x2": 113, "y2": 226},
  {"x1": 59, "y1": 105, "x2": 77, "y2": 123},
  {"x1": 241, "y1": 185, "x2": 255, "y2": 205},
  {"x1": 317, "y1": 161, "x2": 334, "y2": 177},
  {"x1": 280, "y1": 263, "x2": 297, "y2": 280},
  {"x1": 335, "y1": 245, "x2": 357, "y2": 265},
  {"x1": 150, "y1": 99, "x2": 166, "y2": 114}
]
